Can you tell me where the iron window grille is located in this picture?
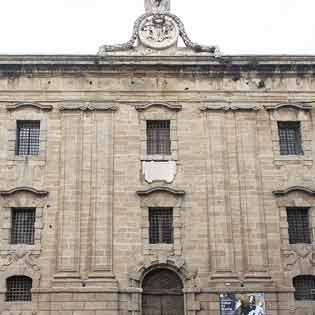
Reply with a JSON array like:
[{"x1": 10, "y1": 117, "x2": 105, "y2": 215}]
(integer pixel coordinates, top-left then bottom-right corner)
[
  {"x1": 6, "y1": 276, "x2": 32, "y2": 301},
  {"x1": 16, "y1": 120, "x2": 40, "y2": 156},
  {"x1": 278, "y1": 121, "x2": 303, "y2": 155},
  {"x1": 149, "y1": 207, "x2": 173, "y2": 244},
  {"x1": 293, "y1": 275, "x2": 315, "y2": 301},
  {"x1": 11, "y1": 208, "x2": 36, "y2": 245},
  {"x1": 286, "y1": 207, "x2": 311, "y2": 244},
  {"x1": 147, "y1": 120, "x2": 171, "y2": 155}
]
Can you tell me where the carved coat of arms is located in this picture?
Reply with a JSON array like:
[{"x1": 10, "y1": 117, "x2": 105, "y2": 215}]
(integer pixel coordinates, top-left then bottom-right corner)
[{"x1": 139, "y1": 15, "x2": 179, "y2": 49}]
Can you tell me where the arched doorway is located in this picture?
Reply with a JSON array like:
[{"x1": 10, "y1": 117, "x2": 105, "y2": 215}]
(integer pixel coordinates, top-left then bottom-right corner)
[{"x1": 142, "y1": 268, "x2": 184, "y2": 315}]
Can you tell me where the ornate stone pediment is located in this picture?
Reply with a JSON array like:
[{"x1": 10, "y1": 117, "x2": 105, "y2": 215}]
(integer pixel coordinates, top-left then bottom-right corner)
[
  {"x1": 135, "y1": 103, "x2": 182, "y2": 112},
  {"x1": 273, "y1": 186, "x2": 315, "y2": 196},
  {"x1": 6, "y1": 102, "x2": 53, "y2": 112},
  {"x1": 137, "y1": 186, "x2": 185, "y2": 196},
  {"x1": 264, "y1": 103, "x2": 312, "y2": 111},
  {"x1": 98, "y1": 1, "x2": 220, "y2": 56},
  {"x1": 0, "y1": 186, "x2": 49, "y2": 197}
]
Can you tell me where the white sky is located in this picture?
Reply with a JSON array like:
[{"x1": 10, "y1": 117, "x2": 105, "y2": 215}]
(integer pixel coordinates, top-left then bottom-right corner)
[{"x1": 0, "y1": 0, "x2": 314, "y2": 55}]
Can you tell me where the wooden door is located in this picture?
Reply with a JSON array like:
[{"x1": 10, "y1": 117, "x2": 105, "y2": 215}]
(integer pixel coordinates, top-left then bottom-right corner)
[{"x1": 142, "y1": 269, "x2": 184, "y2": 315}]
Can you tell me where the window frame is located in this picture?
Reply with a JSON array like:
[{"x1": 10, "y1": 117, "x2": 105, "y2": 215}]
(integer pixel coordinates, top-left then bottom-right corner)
[
  {"x1": 149, "y1": 207, "x2": 174, "y2": 244},
  {"x1": 6, "y1": 275, "x2": 32, "y2": 302},
  {"x1": 10, "y1": 207, "x2": 36, "y2": 245},
  {"x1": 7, "y1": 105, "x2": 49, "y2": 162},
  {"x1": 286, "y1": 207, "x2": 311, "y2": 244},
  {"x1": 0, "y1": 188, "x2": 48, "y2": 255},
  {"x1": 266, "y1": 104, "x2": 312, "y2": 168},
  {"x1": 15, "y1": 120, "x2": 41, "y2": 156},
  {"x1": 293, "y1": 275, "x2": 315, "y2": 301},
  {"x1": 278, "y1": 121, "x2": 303, "y2": 156},
  {"x1": 137, "y1": 103, "x2": 180, "y2": 162},
  {"x1": 146, "y1": 120, "x2": 171, "y2": 156}
]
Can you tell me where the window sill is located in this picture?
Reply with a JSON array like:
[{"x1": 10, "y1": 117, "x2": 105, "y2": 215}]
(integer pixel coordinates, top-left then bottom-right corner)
[
  {"x1": 9, "y1": 155, "x2": 46, "y2": 162},
  {"x1": 277, "y1": 154, "x2": 305, "y2": 160},
  {"x1": 274, "y1": 154, "x2": 313, "y2": 168},
  {"x1": 141, "y1": 154, "x2": 177, "y2": 162},
  {"x1": 145, "y1": 243, "x2": 174, "y2": 251},
  {"x1": 3, "y1": 301, "x2": 33, "y2": 305}
]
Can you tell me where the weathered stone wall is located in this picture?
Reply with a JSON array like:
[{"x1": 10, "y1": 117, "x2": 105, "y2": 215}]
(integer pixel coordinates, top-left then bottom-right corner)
[{"x1": 0, "y1": 57, "x2": 314, "y2": 314}]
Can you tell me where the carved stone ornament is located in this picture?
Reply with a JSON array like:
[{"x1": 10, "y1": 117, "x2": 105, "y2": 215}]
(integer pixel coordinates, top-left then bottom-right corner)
[
  {"x1": 6, "y1": 102, "x2": 53, "y2": 112},
  {"x1": 200, "y1": 104, "x2": 261, "y2": 112},
  {"x1": 58, "y1": 103, "x2": 118, "y2": 112},
  {"x1": 273, "y1": 186, "x2": 315, "y2": 196},
  {"x1": 282, "y1": 245, "x2": 315, "y2": 272},
  {"x1": 128, "y1": 254, "x2": 198, "y2": 287},
  {"x1": 98, "y1": 2, "x2": 220, "y2": 56},
  {"x1": 0, "y1": 247, "x2": 40, "y2": 273},
  {"x1": 139, "y1": 15, "x2": 179, "y2": 49},
  {"x1": 145, "y1": 0, "x2": 170, "y2": 13}
]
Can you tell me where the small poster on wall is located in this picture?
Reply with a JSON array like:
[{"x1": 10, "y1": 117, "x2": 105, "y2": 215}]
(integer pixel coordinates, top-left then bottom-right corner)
[{"x1": 220, "y1": 293, "x2": 266, "y2": 315}]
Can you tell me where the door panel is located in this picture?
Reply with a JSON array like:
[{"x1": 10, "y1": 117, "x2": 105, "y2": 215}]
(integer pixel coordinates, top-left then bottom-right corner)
[
  {"x1": 143, "y1": 294, "x2": 184, "y2": 315},
  {"x1": 162, "y1": 294, "x2": 184, "y2": 315},
  {"x1": 143, "y1": 294, "x2": 162, "y2": 315},
  {"x1": 142, "y1": 269, "x2": 184, "y2": 315}
]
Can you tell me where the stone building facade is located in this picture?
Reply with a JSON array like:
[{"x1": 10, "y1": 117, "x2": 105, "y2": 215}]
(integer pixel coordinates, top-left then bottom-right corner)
[{"x1": 0, "y1": 1, "x2": 315, "y2": 315}]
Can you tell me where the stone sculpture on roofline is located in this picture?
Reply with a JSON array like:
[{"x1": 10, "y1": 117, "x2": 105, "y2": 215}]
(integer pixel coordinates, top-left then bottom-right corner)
[{"x1": 98, "y1": 0, "x2": 220, "y2": 57}]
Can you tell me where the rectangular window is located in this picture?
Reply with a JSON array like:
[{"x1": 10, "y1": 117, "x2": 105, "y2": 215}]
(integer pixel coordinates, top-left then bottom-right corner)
[
  {"x1": 278, "y1": 121, "x2": 303, "y2": 155},
  {"x1": 11, "y1": 208, "x2": 36, "y2": 245},
  {"x1": 287, "y1": 207, "x2": 311, "y2": 244},
  {"x1": 149, "y1": 207, "x2": 173, "y2": 244},
  {"x1": 294, "y1": 276, "x2": 315, "y2": 301},
  {"x1": 6, "y1": 276, "x2": 32, "y2": 302},
  {"x1": 16, "y1": 120, "x2": 40, "y2": 156},
  {"x1": 147, "y1": 120, "x2": 171, "y2": 155}
]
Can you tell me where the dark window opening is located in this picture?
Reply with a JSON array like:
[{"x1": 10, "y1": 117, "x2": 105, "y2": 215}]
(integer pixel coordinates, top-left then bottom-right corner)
[
  {"x1": 11, "y1": 208, "x2": 36, "y2": 245},
  {"x1": 287, "y1": 207, "x2": 311, "y2": 244},
  {"x1": 16, "y1": 120, "x2": 40, "y2": 156},
  {"x1": 6, "y1": 276, "x2": 32, "y2": 301},
  {"x1": 293, "y1": 275, "x2": 315, "y2": 301},
  {"x1": 278, "y1": 121, "x2": 303, "y2": 155},
  {"x1": 149, "y1": 207, "x2": 173, "y2": 244},
  {"x1": 147, "y1": 120, "x2": 171, "y2": 155}
]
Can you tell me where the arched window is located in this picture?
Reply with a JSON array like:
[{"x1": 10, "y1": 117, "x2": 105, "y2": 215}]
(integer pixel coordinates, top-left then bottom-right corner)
[
  {"x1": 293, "y1": 275, "x2": 315, "y2": 300},
  {"x1": 6, "y1": 276, "x2": 32, "y2": 301}
]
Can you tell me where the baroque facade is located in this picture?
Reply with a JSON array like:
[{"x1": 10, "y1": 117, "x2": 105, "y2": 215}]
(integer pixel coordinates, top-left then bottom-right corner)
[{"x1": 1, "y1": 1, "x2": 315, "y2": 314}]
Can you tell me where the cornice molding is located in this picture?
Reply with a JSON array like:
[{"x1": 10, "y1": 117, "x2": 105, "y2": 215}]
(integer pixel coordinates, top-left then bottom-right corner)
[
  {"x1": 136, "y1": 186, "x2": 185, "y2": 196},
  {"x1": 59, "y1": 103, "x2": 118, "y2": 112},
  {"x1": 6, "y1": 103, "x2": 53, "y2": 112},
  {"x1": 135, "y1": 103, "x2": 182, "y2": 112},
  {"x1": 0, "y1": 187, "x2": 49, "y2": 197},
  {"x1": 264, "y1": 103, "x2": 312, "y2": 111},
  {"x1": 273, "y1": 186, "x2": 315, "y2": 196},
  {"x1": 200, "y1": 104, "x2": 261, "y2": 112}
]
